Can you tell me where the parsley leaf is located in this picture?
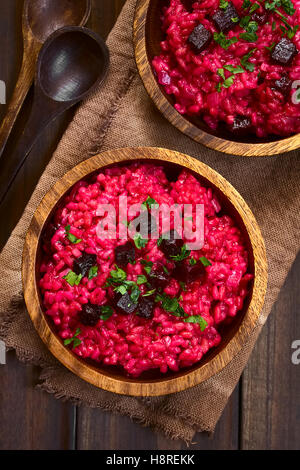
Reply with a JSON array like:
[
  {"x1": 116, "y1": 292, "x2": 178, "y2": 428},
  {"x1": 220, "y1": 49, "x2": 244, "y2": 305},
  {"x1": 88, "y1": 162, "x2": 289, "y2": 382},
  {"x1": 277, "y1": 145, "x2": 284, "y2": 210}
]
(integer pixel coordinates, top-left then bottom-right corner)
[
  {"x1": 199, "y1": 256, "x2": 212, "y2": 267},
  {"x1": 100, "y1": 305, "x2": 114, "y2": 321},
  {"x1": 220, "y1": 0, "x2": 229, "y2": 9},
  {"x1": 170, "y1": 244, "x2": 191, "y2": 262},
  {"x1": 249, "y1": 2, "x2": 260, "y2": 13},
  {"x1": 88, "y1": 266, "x2": 98, "y2": 280},
  {"x1": 281, "y1": 0, "x2": 296, "y2": 15},
  {"x1": 242, "y1": 0, "x2": 252, "y2": 8},
  {"x1": 156, "y1": 293, "x2": 188, "y2": 318},
  {"x1": 239, "y1": 31, "x2": 258, "y2": 41},
  {"x1": 184, "y1": 315, "x2": 208, "y2": 331},
  {"x1": 142, "y1": 289, "x2": 156, "y2": 297},
  {"x1": 64, "y1": 328, "x2": 81, "y2": 349},
  {"x1": 63, "y1": 271, "x2": 83, "y2": 286},
  {"x1": 137, "y1": 275, "x2": 148, "y2": 285},
  {"x1": 140, "y1": 259, "x2": 153, "y2": 275},
  {"x1": 214, "y1": 32, "x2": 238, "y2": 49},
  {"x1": 130, "y1": 284, "x2": 141, "y2": 303},
  {"x1": 134, "y1": 234, "x2": 148, "y2": 249},
  {"x1": 107, "y1": 266, "x2": 127, "y2": 284},
  {"x1": 240, "y1": 48, "x2": 257, "y2": 71},
  {"x1": 65, "y1": 225, "x2": 82, "y2": 244}
]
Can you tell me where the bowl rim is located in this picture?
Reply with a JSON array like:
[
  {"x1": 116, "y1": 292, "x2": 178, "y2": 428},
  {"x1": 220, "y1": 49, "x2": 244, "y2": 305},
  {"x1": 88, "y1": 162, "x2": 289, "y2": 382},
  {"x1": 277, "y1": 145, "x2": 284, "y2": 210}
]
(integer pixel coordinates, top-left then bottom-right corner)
[
  {"x1": 22, "y1": 146, "x2": 267, "y2": 396},
  {"x1": 133, "y1": 0, "x2": 300, "y2": 157}
]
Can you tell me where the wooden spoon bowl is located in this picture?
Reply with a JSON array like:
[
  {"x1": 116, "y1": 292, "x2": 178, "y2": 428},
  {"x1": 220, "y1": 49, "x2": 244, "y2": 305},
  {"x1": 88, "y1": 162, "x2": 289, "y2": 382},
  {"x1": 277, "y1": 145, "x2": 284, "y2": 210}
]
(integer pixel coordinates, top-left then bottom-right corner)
[
  {"x1": 133, "y1": 0, "x2": 300, "y2": 157},
  {"x1": 22, "y1": 147, "x2": 267, "y2": 396}
]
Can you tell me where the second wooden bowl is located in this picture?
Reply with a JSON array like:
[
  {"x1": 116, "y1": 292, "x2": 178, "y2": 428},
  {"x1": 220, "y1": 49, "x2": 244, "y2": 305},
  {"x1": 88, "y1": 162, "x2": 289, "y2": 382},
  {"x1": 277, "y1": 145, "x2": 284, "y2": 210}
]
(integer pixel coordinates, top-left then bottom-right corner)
[
  {"x1": 22, "y1": 147, "x2": 267, "y2": 396},
  {"x1": 133, "y1": 0, "x2": 300, "y2": 157}
]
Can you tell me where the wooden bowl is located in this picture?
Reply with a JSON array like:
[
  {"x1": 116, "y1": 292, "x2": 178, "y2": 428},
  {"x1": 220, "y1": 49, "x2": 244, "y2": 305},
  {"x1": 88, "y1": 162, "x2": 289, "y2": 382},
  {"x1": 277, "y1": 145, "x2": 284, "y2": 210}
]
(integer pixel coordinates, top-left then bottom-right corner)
[
  {"x1": 22, "y1": 147, "x2": 267, "y2": 396},
  {"x1": 133, "y1": 0, "x2": 300, "y2": 157}
]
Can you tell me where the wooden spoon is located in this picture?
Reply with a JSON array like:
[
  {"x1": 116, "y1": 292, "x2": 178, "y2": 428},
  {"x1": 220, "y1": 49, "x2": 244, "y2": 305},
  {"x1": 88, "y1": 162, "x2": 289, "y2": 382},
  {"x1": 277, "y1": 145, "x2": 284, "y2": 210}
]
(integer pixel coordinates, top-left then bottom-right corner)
[
  {"x1": 0, "y1": 26, "x2": 109, "y2": 205},
  {"x1": 0, "y1": 0, "x2": 91, "y2": 159}
]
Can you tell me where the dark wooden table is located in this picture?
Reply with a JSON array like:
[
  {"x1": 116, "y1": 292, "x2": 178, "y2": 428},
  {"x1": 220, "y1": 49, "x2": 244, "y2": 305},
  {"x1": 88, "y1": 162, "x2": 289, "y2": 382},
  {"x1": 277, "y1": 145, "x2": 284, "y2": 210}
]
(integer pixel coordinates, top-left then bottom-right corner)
[{"x1": 0, "y1": 0, "x2": 299, "y2": 450}]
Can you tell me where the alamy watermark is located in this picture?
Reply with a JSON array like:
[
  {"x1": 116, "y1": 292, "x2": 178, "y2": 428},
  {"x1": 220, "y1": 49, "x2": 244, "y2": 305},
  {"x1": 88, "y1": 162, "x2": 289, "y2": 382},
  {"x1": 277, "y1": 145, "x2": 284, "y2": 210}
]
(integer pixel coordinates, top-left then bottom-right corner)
[
  {"x1": 291, "y1": 340, "x2": 300, "y2": 365},
  {"x1": 292, "y1": 80, "x2": 300, "y2": 105},
  {"x1": 0, "y1": 340, "x2": 6, "y2": 365},
  {"x1": 0, "y1": 80, "x2": 6, "y2": 104},
  {"x1": 95, "y1": 197, "x2": 204, "y2": 250}
]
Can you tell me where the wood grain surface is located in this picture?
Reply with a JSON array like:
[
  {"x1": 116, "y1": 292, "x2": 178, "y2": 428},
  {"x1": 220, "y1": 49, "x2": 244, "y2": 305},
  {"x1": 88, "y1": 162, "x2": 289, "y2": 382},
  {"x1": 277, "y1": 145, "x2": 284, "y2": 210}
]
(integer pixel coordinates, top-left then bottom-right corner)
[
  {"x1": 133, "y1": 0, "x2": 300, "y2": 157},
  {"x1": 0, "y1": 0, "x2": 299, "y2": 450},
  {"x1": 22, "y1": 147, "x2": 267, "y2": 396}
]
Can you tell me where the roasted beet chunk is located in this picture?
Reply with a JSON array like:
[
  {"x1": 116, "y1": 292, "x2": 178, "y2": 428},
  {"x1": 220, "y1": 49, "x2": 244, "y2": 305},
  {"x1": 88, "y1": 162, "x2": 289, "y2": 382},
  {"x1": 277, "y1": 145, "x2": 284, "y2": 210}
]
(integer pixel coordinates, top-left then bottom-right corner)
[
  {"x1": 116, "y1": 292, "x2": 137, "y2": 315},
  {"x1": 149, "y1": 264, "x2": 170, "y2": 289},
  {"x1": 160, "y1": 229, "x2": 184, "y2": 258},
  {"x1": 213, "y1": 3, "x2": 239, "y2": 33},
  {"x1": 73, "y1": 252, "x2": 97, "y2": 277},
  {"x1": 173, "y1": 262, "x2": 206, "y2": 283},
  {"x1": 271, "y1": 38, "x2": 297, "y2": 65},
  {"x1": 79, "y1": 302, "x2": 101, "y2": 326},
  {"x1": 274, "y1": 75, "x2": 292, "y2": 94},
  {"x1": 114, "y1": 241, "x2": 135, "y2": 267},
  {"x1": 137, "y1": 296, "x2": 155, "y2": 319},
  {"x1": 229, "y1": 115, "x2": 252, "y2": 135},
  {"x1": 188, "y1": 24, "x2": 212, "y2": 54}
]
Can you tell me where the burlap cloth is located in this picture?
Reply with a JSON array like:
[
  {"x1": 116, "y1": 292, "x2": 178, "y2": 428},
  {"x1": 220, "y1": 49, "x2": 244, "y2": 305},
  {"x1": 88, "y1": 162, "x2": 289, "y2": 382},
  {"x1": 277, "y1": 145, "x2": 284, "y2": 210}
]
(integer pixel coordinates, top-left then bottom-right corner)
[{"x1": 0, "y1": 0, "x2": 299, "y2": 443}]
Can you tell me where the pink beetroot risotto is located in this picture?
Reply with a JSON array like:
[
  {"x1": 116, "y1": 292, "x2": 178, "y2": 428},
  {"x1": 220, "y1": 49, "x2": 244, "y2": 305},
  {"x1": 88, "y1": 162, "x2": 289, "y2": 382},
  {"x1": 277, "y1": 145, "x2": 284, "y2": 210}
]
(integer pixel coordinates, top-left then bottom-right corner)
[
  {"x1": 152, "y1": 0, "x2": 300, "y2": 137},
  {"x1": 40, "y1": 163, "x2": 252, "y2": 377}
]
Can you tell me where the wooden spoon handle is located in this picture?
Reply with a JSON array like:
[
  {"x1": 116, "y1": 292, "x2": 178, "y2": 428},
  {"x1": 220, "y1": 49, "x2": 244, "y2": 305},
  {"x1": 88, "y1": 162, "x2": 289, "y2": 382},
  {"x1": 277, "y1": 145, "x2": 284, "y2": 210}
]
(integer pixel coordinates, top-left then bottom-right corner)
[
  {"x1": 0, "y1": 89, "x2": 71, "y2": 205},
  {"x1": 0, "y1": 42, "x2": 41, "y2": 160}
]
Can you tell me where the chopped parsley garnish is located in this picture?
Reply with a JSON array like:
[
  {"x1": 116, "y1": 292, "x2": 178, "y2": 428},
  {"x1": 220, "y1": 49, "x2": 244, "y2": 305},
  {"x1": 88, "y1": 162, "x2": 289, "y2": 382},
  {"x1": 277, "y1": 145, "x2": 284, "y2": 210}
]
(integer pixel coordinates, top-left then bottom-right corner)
[
  {"x1": 142, "y1": 196, "x2": 158, "y2": 208},
  {"x1": 155, "y1": 293, "x2": 188, "y2": 317},
  {"x1": 239, "y1": 15, "x2": 251, "y2": 28},
  {"x1": 162, "y1": 265, "x2": 170, "y2": 275},
  {"x1": 224, "y1": 64, "x2": 245, "y2": 73},
  {"x1": 242, "y1": 0, "x2": 252, "y2": 9},
  {"x1": 170, "y1": 244, "x2": 191, "y2": 262},
  {"x1": 100, "y1": 305, "x2": 114, "y2": 321},
  {"x1": 286, "y1": 24, "x2": 299, "y2": 38},
  {"x1": 63, "y1": 271, "x2": 83, "y2": 286},
  {"x1": 155, "y1": 293, "x2": 208, "y2": 330},
  {"x1": 199, "y1": 256, "x2": 212, "y2": 267},
  {"x1": 264, "y1": 0, "x2": 298, "y2": 37},
  {"x1": 272, "y1": 20, "x2": 277, "y2": 30},
  {"x1": 240, "y1": 48, "x2": 257, "y2": 71},
  {"x1": 214, "y1": 32, "x2": 238, "y2": 49},
  {"x1": 184, "y1": 315, "x2": 208, "y2": 331},
  {"x1": 65, "y1": 225, "x2": 82, "y2": 244},
  {"x1": 239, "y1": 31, "x2": 258, "y2": 41},
  {"x1": 189, "y1": 257, "x2": 197, "y2": 266},
  {"x1": 265, "y1": 41, "x2": 276, "y2": 51},
  {"x1": 220, "y1": 0, "x2": 229, "y2": 9},
  {"x1": 134, "y1": 234, "x2": 148, "y2": 249},
  {"x1": 88, "y1": 266, "x2": 98, "y2": 280},
  {"x1": 140, "y1": 259, "x2": 153, "y2": 274},
  {"x1": 142, "y1": 289, "x2": 156, "y2": 297},
  {"x1": 137, "y1": 275, "x2": 148, "y2": 285},
  {"x1": 249, "y1": 2, "x2": 260, "y2": 13},
  {"x1": 107, "y1": 265, "x2": 127, "y2": 284},
  {"x1": 217, "y1": 64, "x2": 244, "y2": 90},
  {"x1": 64, "y1": 328, "x2": 81, "y2": 349},
  {"x1": 106, "y1": 265, "x2": 142, "y2": 303},
  {"x1": 231, "y1": 16, "x2": 239, "y2": 22},
  {"x1": 130, "y1": 284, "x2": 141, "y2": 303}
]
